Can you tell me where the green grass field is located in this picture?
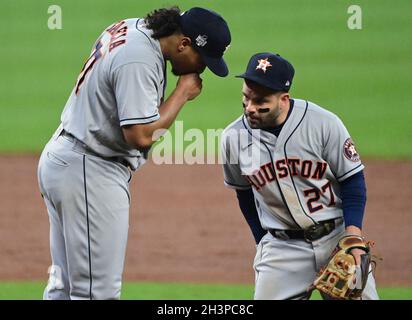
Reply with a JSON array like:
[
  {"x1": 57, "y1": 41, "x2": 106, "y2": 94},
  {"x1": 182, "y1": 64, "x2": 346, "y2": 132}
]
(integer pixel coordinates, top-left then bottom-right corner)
[
  {"x1": 1, "y1": 0, "x2": 411, "y2": 156},
  {"x1": 0, "y1": 282, "x2": 411, "y2": 300}
]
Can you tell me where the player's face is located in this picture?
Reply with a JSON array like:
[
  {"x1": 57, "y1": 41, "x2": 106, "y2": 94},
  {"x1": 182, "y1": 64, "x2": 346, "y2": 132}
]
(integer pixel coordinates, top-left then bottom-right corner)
[
  {"x1": 242, "y1": 81, "x2": 289, "y2": 129},
  {"x1": 170, "y1": 37, "x2": 206, "y2": 75}
]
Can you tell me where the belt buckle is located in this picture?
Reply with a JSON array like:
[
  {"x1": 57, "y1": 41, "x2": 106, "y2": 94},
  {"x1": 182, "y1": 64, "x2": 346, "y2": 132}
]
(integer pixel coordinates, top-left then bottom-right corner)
[
  {"x1": 275, "y1": 230, "x2": 290, "y2": 241},
  {"x1": 303, "y1": 224, "x2": 325, "y2": 243}
]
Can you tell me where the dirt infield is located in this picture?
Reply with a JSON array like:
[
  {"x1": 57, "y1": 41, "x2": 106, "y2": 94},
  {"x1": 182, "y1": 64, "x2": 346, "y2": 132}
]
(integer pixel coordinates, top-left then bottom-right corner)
[{"x1": 0, "y1": 155, "x2": 411, "y2": 286}]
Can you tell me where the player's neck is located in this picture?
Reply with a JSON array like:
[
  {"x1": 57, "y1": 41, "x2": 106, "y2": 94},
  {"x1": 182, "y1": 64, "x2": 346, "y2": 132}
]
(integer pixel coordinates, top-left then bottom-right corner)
[{"x1": 272, "y1": 99, "x2": 291, "y2": 128}]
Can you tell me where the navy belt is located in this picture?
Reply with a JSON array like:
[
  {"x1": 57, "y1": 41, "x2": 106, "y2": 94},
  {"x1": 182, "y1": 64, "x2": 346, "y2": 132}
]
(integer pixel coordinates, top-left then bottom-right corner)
[
  {"x1": 60, "y1": 129, "x2": 131, "y2": 169},
  {"x1": 269, "y1": 218, "x2": 340, "y2": 242}
]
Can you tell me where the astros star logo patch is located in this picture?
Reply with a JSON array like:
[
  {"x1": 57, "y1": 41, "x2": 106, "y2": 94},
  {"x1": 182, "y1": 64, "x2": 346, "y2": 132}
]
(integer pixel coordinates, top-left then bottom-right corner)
[
  {"x1": 256, "y1": 58, "x2": 272, "y2": 73},
  {"x1": 343, "y1": 138, "x2": 360, "y2": 162}
]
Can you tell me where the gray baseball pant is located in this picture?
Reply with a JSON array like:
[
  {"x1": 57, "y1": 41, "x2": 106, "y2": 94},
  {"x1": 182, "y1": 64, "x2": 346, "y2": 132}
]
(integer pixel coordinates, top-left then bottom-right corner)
[
  {"x1": 37, "y1": 128, "x2": 131, "y2": 300},
  {"x1": 253, "y1": 220, "x2": 379, "y2": 300}
]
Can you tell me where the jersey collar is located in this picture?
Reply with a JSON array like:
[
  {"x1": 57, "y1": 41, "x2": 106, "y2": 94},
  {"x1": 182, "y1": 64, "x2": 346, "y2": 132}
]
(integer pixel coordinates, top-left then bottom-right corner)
[{"x1": 241, "y1": 99, "x2": 308, "y2": 151}]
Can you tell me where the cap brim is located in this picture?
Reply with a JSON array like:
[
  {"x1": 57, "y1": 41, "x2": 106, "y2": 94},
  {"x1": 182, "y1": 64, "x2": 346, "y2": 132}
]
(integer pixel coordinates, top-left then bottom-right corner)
[
  {"x1": 235, "y1": 73, "x2": 286, "y2": 92},
  {"x1": 202, "y1": 55, "x2": 229, "y2": 77}
]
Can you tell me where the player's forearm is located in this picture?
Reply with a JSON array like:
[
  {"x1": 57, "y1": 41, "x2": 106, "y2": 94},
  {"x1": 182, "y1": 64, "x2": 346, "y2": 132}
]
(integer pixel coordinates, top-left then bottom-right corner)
[
  {"x1": 122, "y1": 74, "x2": 202, "y2": 150},
  {"x1": 140, "y1": 89, "x2": 190, "y2": 143},
  {"x1": 121, "y1": 89, "x2": 190, "y2": 150},
  {"x1": 154, "y1": 87, "x2": 191, "y2": 130},
  {"x1": 236, "y1": 189, "x2": 266, "y2": 244},
  {"x1": 341, "y1": 170, "x2": 367, "y2": 229}
]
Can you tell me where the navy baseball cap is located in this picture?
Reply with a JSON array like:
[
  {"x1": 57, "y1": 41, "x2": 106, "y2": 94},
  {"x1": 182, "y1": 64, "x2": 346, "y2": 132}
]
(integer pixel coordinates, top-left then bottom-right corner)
[
  {"x1": 180, "y1": 7, "x2": 231, "y2": 77},
  {"x1": 236, "y1": 53, "x2": 295, "y2": 91}
]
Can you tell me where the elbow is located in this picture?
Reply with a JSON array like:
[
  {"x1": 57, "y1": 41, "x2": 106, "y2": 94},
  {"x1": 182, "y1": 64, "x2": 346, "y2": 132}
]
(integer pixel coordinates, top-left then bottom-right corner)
[
  {"x1": 131, "y1": 136, "x2": 154, "y2": 151},
  {"x1": 123, "y1": 129, "x2": 154, "y2": 151},
  {"x1": 122, "y1": 124, "x2": 157, "y2": 151}
]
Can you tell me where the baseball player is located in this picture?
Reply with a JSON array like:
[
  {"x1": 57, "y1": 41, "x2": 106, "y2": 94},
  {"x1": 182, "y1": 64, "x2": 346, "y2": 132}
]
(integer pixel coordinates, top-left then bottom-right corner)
[
  {"x1": 221, "y1": 53, "x2": 379, "y2": 300},
  {"x1": 37, "y1": 7, "x2": 231, "y2": 300}
]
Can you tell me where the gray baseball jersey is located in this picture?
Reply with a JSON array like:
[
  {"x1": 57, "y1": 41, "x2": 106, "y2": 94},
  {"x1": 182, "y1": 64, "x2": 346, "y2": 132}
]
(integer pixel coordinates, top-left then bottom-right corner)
[
  {"x1": 221, "y1": 99, "x2": 364, "y2": 230},
  {"x1": 38, "y1": 18, "x2": 168, "y2": 299},
  {"x1": 61, "y1": 18, "x2": 166, "y2": 170},
  {"x1": 221, "y1": 98, "x2": 379, "y2": 300}
]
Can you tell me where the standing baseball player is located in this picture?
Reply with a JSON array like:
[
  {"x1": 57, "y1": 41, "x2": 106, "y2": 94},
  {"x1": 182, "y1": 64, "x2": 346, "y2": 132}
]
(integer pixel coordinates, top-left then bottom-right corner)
[
  {"x1": 221, "y1": 53, "x2": 379, "y2": 300},
  {"x1": 37, "y1": 6, "x2": 231, "y2": 300}
]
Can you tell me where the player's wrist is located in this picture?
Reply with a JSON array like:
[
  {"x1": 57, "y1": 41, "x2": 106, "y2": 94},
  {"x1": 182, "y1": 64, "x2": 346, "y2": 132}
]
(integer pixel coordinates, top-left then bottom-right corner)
[
  {"x1": 170, "y1": 87, "x2": 191, "y2": 104},
  {"x1": 345, "y1": 225, "x2": 363, "y2": 237}
]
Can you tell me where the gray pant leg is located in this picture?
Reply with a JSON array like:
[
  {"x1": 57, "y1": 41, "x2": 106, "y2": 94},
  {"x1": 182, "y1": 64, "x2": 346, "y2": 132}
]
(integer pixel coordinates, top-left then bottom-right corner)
[
  {"x1": 361, "y1": 270, "x2": 379, "y2": 300},
  {"x1": 38, "y1": 135, "x2": 130, "y2": 300},
  {"x1": 42, "y1": 196, "x2": 70, "y2": 300},
  {"x1": 253, "y1": 234, "x2": 316, "y2": 300},
  {"x1": 38, "y1": 144, "x2": 70, "y2": 300},
  {"x1": 253, "y1": 220, "x2": 379, "y2": 300},
  {"x1": 74, "y1": 154, "x2": 130, "y2": 300}
]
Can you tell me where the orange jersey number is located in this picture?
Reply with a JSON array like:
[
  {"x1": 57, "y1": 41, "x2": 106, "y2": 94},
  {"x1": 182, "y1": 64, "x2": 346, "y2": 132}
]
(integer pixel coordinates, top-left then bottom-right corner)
[{"x1": 75, "y1": 21, "x2": 128, "y2": 95}]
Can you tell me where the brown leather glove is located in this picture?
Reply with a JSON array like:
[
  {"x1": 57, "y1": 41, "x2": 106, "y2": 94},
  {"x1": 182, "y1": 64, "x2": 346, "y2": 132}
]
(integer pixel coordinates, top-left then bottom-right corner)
[{"x1": 311, "y1": 235, "x2": 372, "y2": 300}]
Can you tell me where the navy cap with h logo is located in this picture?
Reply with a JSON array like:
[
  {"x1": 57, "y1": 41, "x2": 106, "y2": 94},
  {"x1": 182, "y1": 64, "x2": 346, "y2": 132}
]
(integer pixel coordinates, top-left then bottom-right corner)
[
  {"x1": 236, "y1": 52, "x2": 295, "y2": 92},
  {"x1": 180, "y1": 7, "x2": 231, "y2": 77}
]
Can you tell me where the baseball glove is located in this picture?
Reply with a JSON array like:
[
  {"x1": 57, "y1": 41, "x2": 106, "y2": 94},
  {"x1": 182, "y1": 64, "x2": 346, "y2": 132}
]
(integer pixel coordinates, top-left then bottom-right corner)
[{"x1": 311, "y1": 235, "x2": 372, "y2": 300}]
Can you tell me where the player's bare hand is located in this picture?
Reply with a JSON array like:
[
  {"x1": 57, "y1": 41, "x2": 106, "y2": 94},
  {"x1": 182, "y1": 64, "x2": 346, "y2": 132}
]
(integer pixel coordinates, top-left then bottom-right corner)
[
  {"x1": 176, "y1": 73, "x2": 203, "y2": 101},
  {"x1": 350, "y1": 248, "x2": 366, "y2": 265}
]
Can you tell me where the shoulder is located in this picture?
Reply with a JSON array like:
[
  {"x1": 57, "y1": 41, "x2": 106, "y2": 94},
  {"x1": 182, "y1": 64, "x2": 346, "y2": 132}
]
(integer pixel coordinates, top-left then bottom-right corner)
[
  {"x1": 294, "y1": 99, "x2": 338, "y2": 120},
  {"x1": 293, "y1": 98, "x2": 343, "y2": 126},
  {"x1": 111, "y1": 18, "x2": 164, "y2": 73},
  {"x1": 222, "y1": 115, "x2": 246, "y2": 138},
  {"x1": 221, "y1": 115, "x2": 247, "y2": 151}
]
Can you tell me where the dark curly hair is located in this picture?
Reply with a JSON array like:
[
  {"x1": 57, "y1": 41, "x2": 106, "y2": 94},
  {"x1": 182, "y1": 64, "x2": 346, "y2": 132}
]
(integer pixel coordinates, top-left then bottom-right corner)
[{"x1": 145, "y1": 6, "x2": 182, "y2": 39}]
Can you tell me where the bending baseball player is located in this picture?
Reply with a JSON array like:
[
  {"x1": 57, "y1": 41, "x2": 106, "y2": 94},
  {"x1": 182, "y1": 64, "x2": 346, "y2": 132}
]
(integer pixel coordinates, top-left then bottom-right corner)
[
  {"x1": 221, "y1": 53, "x2": 379, "y2": 300},
  {"x1": 38, "y1": 7, "x2": 231, "y2": 299}
]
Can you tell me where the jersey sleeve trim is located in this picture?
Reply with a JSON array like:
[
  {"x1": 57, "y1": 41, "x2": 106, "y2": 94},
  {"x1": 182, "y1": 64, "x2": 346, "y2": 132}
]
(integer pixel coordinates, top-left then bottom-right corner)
[
  {"x1": 120, "y1": 113, "x2": 160, "y2": 126},
  {"x1": 336, "y1": 163, "x2": 364, "y2": 182},
  {"x1": 224, "y1": 180, "x2": 251, "y2": 190}
]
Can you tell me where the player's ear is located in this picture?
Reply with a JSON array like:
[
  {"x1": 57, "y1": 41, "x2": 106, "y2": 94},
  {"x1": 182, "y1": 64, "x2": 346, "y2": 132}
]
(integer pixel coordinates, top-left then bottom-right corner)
[
  {"x1": 279, "y1": 92, "x2": 290, "y2": 102},
  {"x1": 178, "y1": 37, "x2": 192, "y2": 52}
]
